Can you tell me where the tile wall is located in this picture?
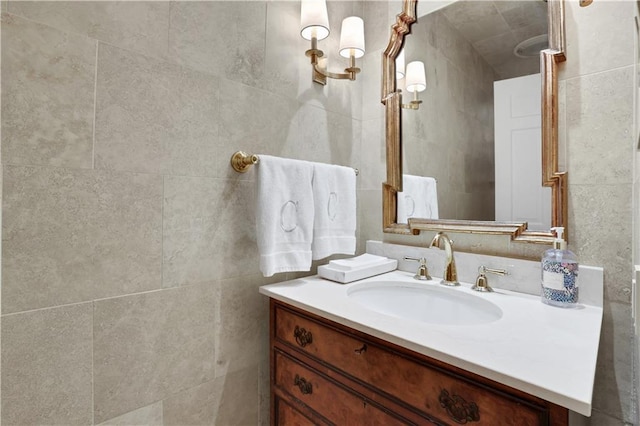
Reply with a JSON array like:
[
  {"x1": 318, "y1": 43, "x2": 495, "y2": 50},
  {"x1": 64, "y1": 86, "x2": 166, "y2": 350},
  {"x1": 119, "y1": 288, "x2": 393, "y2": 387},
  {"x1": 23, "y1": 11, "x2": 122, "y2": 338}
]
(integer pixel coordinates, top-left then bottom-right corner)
[
  {"x1": 0, "y1": 1, "x2": 370, "y2": 424},
  {"x1": 1, "y1": 0, "x2": 637, "y2": 425}
]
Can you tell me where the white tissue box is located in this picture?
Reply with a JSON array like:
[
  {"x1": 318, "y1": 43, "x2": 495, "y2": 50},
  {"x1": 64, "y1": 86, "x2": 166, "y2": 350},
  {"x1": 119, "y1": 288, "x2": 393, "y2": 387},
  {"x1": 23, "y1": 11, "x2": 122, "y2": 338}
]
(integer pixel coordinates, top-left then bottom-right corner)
[{"x1": 318, "y1": 258, "x2": 397, "y2": 284}]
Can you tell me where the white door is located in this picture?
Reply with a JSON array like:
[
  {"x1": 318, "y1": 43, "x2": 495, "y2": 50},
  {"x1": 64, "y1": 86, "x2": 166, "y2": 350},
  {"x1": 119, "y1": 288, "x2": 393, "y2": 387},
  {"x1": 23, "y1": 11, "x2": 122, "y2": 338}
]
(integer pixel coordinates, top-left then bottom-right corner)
[{"x1": 494, "y1": 74, "x2": 551, "y2": 232}]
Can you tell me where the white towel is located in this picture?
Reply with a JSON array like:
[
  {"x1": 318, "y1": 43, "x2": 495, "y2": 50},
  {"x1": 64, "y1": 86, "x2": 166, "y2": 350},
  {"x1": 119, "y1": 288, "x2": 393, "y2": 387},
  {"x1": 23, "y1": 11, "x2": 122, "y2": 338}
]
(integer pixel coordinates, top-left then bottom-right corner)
[
  {"x1": 311, "y1": 162, "x2": 357, "y2": 260},
  {"x1": 397, "y1": 175, "x2": 439, "y2": 224},
  {"x1": 256, "y1": 155, "x2": 314, "y2": 277}
]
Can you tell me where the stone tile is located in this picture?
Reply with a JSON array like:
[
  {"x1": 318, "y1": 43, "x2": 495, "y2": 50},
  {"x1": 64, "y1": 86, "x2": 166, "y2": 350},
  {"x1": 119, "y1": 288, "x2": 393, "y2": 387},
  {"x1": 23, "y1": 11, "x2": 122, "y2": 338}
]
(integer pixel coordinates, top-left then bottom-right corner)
[
  {"x1": 1, "y1": 13, "x2": 95, "y2": 169},
  {"x1": 1, "y1": 303, "x2": 92, "y2": 426},
  {"x1": 163, "y1": 366, "x2": 258, "y2": 426},
  {"x1": 95, "y1": 43, "x2": 220, "y2": 177},
  {"x1": 388, "y1": 0, "x2": 403, "y2": 21},
  {"x1": 562, "y1": 1, "x2": 634, "y2": 79},
  {"x1": 358, "y1": 189, "x2": 383, "y2": 250},
  {"x1": 636, "y1": 156, "x2": 640, "y2": 265},
  {"x1": 216, "y1": 274, "x2": 273, "y2": 377},
  {"x1": 442, "y1": 1, "x2": 509, "y2": 43},
  {"x1": 163, "y1": 176, "x2": 257, "y2": 287},
  {"x1": 164, "y1": 365, "x2": 260, "y2": 426},
  {"x1": 359, "y1": 118, "x2": 385, "y2": 191},
  {"x1": 7, "y1": 1, "x2": 170, "y2": 59},
  {"x1": 361, "y1": 48, "x2": 385, "y2": 122},
  {"x1": 2, "y1": 166, "x2": 163, "y2": 313},
  {"x1": 295, "y1": 104, "x2": 360, "y2": 167},
  {"x1": 163, "y1": 379, "x2": 220, "y2": 426},
  {"x1": 566, "y1": 67, "x2": 634, "y2": 185},
  {"x1": 93, "y1": 284, "x2": 216, "y2": 424},
  {"x1": 364, "y1": 1, "x2": 395, "y2": 53},
  {"x1": 568, "y1": 184, "x2": 633, "y2": 304},
  {"x1": 571, "y1": 409, "x2": 632, "y2": 426},
  {"x1": 262, "y1": 1, "x2": 308, "y2": 100},
  {"x1": 591, "y1": 301, "x2": 634, "y2": 424},
  {"x1": 214, "y1": 365, "x2": 260, "y2": 426},
  {"x1": 97, "y1": 402, "x2": 163, "y2": 426},
  {"x1": 217, "y1": 80, "x2": 299, "y2": 181},
  {"x1": 169, "y1": 2, "x2": 266, "y2": 87}
]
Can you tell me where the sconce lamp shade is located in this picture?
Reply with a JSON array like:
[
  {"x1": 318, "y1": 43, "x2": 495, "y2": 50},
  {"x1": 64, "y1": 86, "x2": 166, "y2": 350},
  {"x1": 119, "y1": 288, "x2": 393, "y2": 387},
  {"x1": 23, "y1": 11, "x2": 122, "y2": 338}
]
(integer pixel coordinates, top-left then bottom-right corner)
[
  {"x1": 396, "y1": 48, "x2": 405, "y2": 80},
  {"x1": 405, "y1": 61, "x2": 426, "y2": 93},
  {"x1": 301, "y1": 0, "x2": 330, "y2": 41},
  {"x1": 339, "y1": 16, "x2": 365, "y2": 58}
]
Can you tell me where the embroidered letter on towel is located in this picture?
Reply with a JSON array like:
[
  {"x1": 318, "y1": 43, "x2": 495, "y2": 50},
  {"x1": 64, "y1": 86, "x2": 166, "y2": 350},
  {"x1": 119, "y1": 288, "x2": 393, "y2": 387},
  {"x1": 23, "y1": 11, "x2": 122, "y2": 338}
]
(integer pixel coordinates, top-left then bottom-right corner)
[
  {"x1": 311, "y1": 163, "x2": 357, "y2": 260},
  {"x1": 256, "y1": 155, "x2": 314, "y2": 277}
]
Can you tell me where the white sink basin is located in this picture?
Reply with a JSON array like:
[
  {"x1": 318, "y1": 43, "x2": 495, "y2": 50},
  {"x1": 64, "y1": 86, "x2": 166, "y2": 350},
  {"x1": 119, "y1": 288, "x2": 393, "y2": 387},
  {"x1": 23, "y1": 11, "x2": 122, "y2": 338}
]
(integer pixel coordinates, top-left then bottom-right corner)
[{"x1": 347, "y1": 281, "x2": 503, "y2": 326}]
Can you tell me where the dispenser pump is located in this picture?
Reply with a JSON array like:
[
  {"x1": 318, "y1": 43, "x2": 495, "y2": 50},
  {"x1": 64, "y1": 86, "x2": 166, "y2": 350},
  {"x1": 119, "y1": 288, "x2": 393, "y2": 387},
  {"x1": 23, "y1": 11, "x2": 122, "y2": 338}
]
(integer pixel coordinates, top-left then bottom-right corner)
[{"x1": 551, "y1": 227, "x2": 566, "y2": 250}]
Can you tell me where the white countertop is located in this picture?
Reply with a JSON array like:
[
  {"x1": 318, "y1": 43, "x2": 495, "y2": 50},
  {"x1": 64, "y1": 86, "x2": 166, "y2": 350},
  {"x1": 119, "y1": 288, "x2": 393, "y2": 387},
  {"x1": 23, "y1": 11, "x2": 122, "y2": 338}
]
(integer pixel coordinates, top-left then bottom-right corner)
[{"x1": 259, "y1": 270, "x2": 603, "y2": 416}]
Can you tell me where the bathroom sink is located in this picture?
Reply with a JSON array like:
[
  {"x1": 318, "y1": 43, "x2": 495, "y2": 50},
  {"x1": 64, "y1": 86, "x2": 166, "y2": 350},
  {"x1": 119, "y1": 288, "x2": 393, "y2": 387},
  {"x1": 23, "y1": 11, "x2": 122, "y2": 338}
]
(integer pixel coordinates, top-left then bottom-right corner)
[{"x1": 347, "y1": 281, "x2": 503, "y2": 326}]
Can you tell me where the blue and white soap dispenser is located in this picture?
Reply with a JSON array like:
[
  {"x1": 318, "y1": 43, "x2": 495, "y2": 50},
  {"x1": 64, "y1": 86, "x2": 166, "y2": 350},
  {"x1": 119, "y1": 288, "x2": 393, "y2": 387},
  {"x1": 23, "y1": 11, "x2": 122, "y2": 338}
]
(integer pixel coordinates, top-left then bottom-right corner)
[{"x1": 541, "y1": 227, "x2": 579, "y2": 307}]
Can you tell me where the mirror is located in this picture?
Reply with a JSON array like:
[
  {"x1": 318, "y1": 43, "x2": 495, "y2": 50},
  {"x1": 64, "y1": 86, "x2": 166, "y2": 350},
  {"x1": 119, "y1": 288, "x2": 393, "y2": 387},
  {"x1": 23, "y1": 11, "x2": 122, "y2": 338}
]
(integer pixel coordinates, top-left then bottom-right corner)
[{"x1": 381, "y1": 0, "x2": 567, "y2": 244}]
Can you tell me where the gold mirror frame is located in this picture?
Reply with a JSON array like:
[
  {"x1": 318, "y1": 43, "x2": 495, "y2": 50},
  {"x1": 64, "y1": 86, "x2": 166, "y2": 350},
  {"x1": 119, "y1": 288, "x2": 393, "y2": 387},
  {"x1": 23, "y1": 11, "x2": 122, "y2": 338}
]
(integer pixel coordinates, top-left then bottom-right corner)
[{"x1": 381, "y1": 0, "x2": 567, "y2": 244}]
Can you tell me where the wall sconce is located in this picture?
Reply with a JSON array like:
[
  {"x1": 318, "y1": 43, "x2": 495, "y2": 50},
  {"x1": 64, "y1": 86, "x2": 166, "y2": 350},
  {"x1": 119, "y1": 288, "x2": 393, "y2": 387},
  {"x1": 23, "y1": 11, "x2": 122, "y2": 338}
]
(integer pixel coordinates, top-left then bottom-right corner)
[
  {"x1": 402, "y1": 61, "x2": 426, "y2": 110},
  {"x1": 301, "y1": 0, "x2": 365, "y2": 86}
]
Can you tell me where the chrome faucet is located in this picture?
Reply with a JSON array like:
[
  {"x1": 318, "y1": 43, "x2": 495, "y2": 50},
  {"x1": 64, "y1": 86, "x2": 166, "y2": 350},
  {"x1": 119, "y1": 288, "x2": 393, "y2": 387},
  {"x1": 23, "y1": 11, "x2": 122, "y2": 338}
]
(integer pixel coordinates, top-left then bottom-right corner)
[{"x1": 429, "y1": 232, "x2": 459, "y2": 286}]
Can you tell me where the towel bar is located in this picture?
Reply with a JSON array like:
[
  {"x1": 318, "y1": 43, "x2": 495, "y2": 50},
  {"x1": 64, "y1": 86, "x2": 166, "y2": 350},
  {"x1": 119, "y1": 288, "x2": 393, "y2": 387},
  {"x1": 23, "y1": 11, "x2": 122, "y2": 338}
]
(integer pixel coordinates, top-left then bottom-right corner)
[{"x1": 230, "y1": 151, "x2": 359, "y2": 175}]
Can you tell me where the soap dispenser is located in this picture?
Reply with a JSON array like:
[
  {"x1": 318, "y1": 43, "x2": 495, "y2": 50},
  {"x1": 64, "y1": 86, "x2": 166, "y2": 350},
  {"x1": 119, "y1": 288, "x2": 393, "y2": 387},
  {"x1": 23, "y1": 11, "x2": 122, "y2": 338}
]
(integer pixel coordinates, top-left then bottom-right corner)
[{"x1": 541, "y1": 227, "x2": 579, "y2": 307}]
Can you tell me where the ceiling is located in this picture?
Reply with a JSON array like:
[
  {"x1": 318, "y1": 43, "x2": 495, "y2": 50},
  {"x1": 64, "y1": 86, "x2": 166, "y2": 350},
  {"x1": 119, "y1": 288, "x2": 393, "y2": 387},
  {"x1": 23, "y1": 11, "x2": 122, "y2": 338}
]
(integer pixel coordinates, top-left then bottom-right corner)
[{"x1": 440, "y1": 0, "x2": 548, "y2": 79}]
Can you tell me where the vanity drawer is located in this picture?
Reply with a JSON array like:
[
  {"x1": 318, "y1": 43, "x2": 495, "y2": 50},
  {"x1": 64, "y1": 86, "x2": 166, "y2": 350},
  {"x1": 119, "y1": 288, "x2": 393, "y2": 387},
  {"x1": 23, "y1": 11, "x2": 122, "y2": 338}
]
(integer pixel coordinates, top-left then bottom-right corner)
[
  {"x1": 274, "y1": 303, "x2": 554, "y2": 425},
  {"x1": 274, "y1": 349, "x2": 411, "y2": 426},
  {"x1": 274, "y1": 396, "x2": 323, "y2": 426}
]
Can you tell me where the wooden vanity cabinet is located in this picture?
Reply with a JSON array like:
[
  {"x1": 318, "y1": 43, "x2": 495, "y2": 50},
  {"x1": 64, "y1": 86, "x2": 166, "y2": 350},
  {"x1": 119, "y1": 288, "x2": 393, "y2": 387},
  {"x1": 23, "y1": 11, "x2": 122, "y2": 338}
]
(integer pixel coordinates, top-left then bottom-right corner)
[{"x1": 269, "y1": 299, "x2": 569, "y2": 426}]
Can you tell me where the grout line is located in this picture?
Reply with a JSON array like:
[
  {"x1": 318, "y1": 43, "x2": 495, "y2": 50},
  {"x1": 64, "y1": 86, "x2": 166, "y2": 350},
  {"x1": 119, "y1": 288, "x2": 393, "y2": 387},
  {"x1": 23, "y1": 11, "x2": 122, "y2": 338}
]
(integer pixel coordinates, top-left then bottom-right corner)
[
  {"x1": 0, "y1": 161, "x2": 253, "y2": 183},
  {"x1": 1, "y1": 300, "x2": 94, "y2": 318},
  {"x1": 562, "y1": 63, "x2": 635, "y2": 82},
  {"x1": 166, "y1": 1, "x2": 172, "y2": 61},
  {"x1": 0, "y1": 3, "x2": 2, "y2": 407},
  {"x1": 0, "y1": 277, "x2": 254, "y2": 318},
  {"x1": 91, "y1": 301, "x2": 95, "y2": 426},
  {"x1": 92, "y1": 41, "x2": 99, "y2": 171},
  {"x1": 1, "y1": 286, "x2": 186, "y2": 318},
  {"x1": 161, "y1": 175, "x2": 165, "y2": 289}
]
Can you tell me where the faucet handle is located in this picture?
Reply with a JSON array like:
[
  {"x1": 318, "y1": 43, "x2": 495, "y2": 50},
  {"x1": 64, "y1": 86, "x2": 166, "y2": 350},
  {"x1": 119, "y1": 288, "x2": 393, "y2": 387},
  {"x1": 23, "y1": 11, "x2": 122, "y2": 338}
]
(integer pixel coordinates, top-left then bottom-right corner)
[
  {"x1": 404, "y1": 257, "x2": 432, "y2": 281},
  {"x1": 471, "y1": 266, "x2": 508, "y2": 292}
]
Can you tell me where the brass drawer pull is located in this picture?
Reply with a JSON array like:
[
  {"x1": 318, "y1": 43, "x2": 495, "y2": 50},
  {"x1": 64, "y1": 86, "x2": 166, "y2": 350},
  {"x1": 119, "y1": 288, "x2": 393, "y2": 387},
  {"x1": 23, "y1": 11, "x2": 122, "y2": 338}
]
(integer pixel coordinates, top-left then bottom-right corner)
[
  {"x1": 294, "y1": 374, "x2": 313, "y2": 395},
  {"x1": 293, "y1": 325, "x2": 313, "y2": 347},
  {"x1": 354, "y1": 344, "x2": 367, "y2": 354},
  {"x1": 438, "y1": 389, "x2": 480, "y2": 424}
]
